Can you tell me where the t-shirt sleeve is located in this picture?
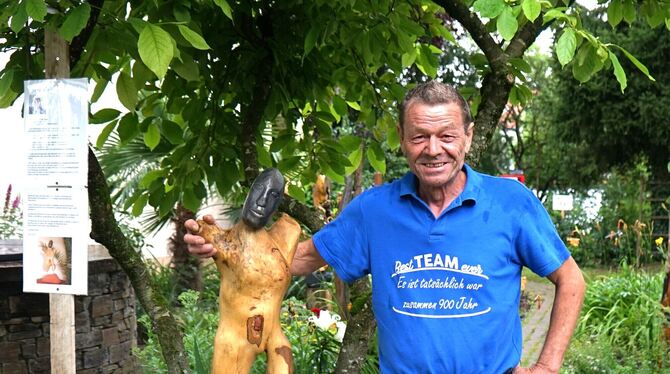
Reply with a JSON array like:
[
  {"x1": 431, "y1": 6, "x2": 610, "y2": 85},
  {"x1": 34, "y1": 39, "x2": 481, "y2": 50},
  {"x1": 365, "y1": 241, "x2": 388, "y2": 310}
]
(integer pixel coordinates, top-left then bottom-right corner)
[
  {"x1": 515, "y1": 190, "x2": 571, "y2": 277},
  {"x1": 312, "y1": 195, "x2": 369, "y2": 283}
]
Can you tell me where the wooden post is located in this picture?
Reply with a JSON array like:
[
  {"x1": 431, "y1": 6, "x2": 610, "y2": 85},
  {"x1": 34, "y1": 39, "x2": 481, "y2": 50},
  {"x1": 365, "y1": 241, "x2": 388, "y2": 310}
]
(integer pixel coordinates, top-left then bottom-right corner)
[{"x1": 45, "y1": 27, "x2": 76, "y2": 374}]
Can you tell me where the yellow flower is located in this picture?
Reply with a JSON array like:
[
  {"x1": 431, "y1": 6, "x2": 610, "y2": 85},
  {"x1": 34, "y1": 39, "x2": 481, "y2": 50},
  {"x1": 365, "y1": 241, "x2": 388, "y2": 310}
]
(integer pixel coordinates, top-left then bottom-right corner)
[{"x1": 655, "y1": 237, "x2": 664, "y2": 246}]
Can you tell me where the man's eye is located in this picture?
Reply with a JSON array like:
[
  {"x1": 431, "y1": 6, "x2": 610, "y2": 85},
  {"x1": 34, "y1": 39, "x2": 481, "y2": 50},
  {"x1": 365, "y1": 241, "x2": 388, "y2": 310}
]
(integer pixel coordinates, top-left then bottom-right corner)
[{"x1": 411, "y1": 136, "x2": 425, "y2": 143}]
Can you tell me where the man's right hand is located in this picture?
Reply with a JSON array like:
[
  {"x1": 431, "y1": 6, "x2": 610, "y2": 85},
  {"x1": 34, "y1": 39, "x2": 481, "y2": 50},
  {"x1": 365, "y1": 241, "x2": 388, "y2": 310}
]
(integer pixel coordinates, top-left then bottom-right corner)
[{"x1": 184, "y1": 214, "x2": 217, "y2": 258}]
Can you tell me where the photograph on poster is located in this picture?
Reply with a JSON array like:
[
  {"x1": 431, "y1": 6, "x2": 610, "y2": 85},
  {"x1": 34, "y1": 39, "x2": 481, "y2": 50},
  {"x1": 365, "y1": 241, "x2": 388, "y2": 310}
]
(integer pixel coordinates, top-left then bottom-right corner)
[{"x1": 35, "y1": 236, "x2": 71, "y2": 285}]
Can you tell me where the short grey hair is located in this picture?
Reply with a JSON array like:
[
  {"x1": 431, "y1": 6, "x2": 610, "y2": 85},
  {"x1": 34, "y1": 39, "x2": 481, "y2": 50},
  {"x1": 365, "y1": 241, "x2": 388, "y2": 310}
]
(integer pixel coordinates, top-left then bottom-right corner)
[{"x1": 398, "y1": 81, "x2": 473, "y2": 130}]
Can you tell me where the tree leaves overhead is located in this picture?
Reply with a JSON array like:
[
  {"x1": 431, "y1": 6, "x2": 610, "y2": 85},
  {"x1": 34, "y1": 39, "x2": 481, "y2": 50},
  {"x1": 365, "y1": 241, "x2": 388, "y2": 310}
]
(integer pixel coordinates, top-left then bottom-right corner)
[
  {"x1": 556, "y1": 28, "x2": 577, "y2": 66},
  {"x1": 25, "y1": 0, "x2": 46, "y2": 23},
  {"x1": 138, "y1": 24, "x2": 174, "y2": 79},
  {"x1": 59, "y1": 3, "x2": 91, "y2": 42}
]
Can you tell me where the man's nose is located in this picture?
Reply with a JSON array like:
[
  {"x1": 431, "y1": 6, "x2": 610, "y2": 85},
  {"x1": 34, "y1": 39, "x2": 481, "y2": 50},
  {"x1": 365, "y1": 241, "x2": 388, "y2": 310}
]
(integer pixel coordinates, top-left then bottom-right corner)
[{"x1": 425, "y1": 135, "x2": 441, "y2": 156}]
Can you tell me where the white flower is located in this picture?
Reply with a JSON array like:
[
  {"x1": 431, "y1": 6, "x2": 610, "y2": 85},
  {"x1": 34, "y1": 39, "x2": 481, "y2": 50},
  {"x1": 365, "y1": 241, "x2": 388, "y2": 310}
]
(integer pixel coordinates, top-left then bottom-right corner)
[
  {"x1": 308, "y1": 309, "x2": 347, "y2": 341},
  {"x1": 334, "y1": 321, "x2": 346, "y2": 342}
]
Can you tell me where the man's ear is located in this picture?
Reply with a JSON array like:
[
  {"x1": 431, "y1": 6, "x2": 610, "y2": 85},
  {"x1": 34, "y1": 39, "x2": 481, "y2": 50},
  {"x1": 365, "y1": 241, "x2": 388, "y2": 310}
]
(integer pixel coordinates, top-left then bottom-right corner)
[
  {"x1": 464, "y1": 122, "x2": 475, "y2": 153},
  {"x1": 397, "y1": 124, "x2": 405, "y2": 154}
]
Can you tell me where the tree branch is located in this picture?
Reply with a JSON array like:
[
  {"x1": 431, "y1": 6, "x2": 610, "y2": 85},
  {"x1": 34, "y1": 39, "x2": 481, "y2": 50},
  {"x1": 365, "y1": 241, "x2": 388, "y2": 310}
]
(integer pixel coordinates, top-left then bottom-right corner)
[
  {"x1": 87, "y1": 148, "x2": 191, "y2": 373},
  {"x1": 69, "y1": 0, "x2": 105, "y2": 68},
  {"x1": 506, "y1": 16, "x2": 546, "y2": 58},
  {"x1": 436, "y1": 0, "x2": 507, "y2": 72}
]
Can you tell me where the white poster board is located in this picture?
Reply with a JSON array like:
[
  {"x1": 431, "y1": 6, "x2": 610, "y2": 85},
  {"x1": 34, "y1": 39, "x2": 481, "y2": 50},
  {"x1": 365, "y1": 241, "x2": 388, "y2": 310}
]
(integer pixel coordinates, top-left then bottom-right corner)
[
  {"x1": 552, "y1": 194, "x2": 574, "y2": 211},
  {"x1": 22, "y1": 79, "x2": 89, "y2": 295}
]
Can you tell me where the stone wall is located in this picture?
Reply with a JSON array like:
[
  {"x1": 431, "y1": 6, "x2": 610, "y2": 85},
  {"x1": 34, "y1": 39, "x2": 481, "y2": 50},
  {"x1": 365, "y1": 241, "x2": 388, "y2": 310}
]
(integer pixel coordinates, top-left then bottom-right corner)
[{"x1": 0, "y1": 256, "x2": 137, "y2": 373}]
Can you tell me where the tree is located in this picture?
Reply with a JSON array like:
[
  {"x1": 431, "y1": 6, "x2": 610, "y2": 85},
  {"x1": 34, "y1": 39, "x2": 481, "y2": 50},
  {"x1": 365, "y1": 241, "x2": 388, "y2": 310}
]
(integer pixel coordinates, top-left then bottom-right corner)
[
  {"x1": 2, "y1": 0, "x2": 670, "y2": 372},
  {"x1": 548, "y1": 7, "x2": 670, "y2": 185}
]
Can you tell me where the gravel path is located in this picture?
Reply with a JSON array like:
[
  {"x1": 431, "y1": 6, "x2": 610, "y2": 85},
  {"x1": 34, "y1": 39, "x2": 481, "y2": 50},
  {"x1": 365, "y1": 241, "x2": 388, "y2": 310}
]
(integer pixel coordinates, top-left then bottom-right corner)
[{"x1": 520, "y1": 279, "x2": 555, "y2": 366}]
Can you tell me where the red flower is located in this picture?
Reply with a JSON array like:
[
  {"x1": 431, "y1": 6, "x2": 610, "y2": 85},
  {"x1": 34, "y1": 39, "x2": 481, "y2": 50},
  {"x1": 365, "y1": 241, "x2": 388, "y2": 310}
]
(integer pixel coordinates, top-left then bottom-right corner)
[{"x1": 310, "y1": 308, "x2": 321, "y2": 317}]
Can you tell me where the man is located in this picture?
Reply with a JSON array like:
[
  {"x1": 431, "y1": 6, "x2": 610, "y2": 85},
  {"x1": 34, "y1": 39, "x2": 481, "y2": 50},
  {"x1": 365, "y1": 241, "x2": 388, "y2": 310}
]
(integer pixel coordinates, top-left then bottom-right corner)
[{"x1": 185, "y1": 81, "x2": 585, "y2": 373}]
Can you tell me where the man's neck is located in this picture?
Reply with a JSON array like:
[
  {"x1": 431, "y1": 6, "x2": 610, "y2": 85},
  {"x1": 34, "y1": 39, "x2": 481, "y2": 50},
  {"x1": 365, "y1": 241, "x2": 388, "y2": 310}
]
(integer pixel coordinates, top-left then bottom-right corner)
[{"x1": 417, "y1": 170, "x2": 467, "y2": 218}]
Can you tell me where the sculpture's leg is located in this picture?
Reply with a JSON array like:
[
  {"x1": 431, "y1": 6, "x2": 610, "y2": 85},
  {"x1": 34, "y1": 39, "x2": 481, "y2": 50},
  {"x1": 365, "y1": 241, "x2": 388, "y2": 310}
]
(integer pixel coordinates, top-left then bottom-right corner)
[
  {"x1": 212, "y1": 324, "x2": 258, "y2": 374},
  {"x1": 265, "y1": 327, "x2": 293, "y2": 374}
]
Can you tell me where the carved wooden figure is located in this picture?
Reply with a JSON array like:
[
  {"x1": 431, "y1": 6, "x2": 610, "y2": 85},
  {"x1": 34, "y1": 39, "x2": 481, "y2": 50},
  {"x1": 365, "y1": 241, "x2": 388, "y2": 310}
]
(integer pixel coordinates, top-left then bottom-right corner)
[{"x1": 194, "y1": 169, "x2": 301, "y2": 373}]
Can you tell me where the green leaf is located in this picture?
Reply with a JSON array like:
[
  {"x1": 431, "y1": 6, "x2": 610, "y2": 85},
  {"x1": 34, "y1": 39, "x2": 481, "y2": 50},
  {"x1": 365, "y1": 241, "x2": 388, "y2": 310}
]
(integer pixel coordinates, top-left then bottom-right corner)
[
  {"x1": 144, "y1": 122, "x2": 161, "y2": 150},
  {"x1": 666, "y1": 17, "x2": 670, "y2": 32},
  {"x1": 182, "y1": 188, "x2": 202, "y2": 212},
  {"x1": 116, "y1": 72, "x2": 138, "y2": 111},
  {"x1": 345, "y1": 147, "x2": 363, "y2": 175},
  {"x1": 172, "y1": 57, "x2": 200, "y2": 81},
  {"x1": 332, "y1": 96, "x2": 348, "y2": 117},
  {"x1": 366, "y1": 142, "x2": 386, "y2": 174},
  {"x1": 607, "y1": 0, "x2": 623, "y2": 27},
  {"x1": 346, "y1": 101, "x2": 361, "y2": 111},
  {"x1": 138, "y1": 24, "x2": 174, "y2": 79},
  {"x1": 139, "y1": 170, "x2": 166, "y2": 189},
  {"x1": 304, "y1": 25, "x2": 319, "y2": 57},
  {"x1": 132, "y1": 194, "x2": 148, "y2": 217},
  {"x1": 572, "y1": 44, "x2": 603, "y2": 82},
  {"x1": 608, "y1": 50, "x2": 627, "y2": 93},
  {"x1": 10, "y1": 2, "x2": 28, "y2": 33},
  {"x1": 177, "y1": 25, "x2": 211, "y2": 50},
  {"x1": 95, "y1": 120, "x2": 117, "y2": 149},
  {"x1": 270, "y1": 134, "x2": 295, "y2": 152},
  {"x1": 497, "y1": 7, "x2": 518, "y2": 41},
  {"x1": 213, "y1": 0, "x2": 233, "y2": 20},
  {"x1": 90, "y1": 108, "x2": 121, "y2": 124},
  {"x1": 401, "y1": 49, "x2": 417, "y2": 68},
  {"x1": 0, "y1": 70, "x2": 14, "y2": 99},
  {"x1": 161, "y1": 120, "x2": 184, "y2": 144},
  {"x1": 257, "y1": 144, "x2": 272, "y2": 168},
  {"x1": 118, "y1": 113, "x2": 139, "y2": 143},
  {"x1": 278, "y1": 156, "x2": 302, "y2": 173},
  {"x1": 287, "y1": 184, "x2": 306, "y2": 203},
  {"x1": 26, "y1": 0, "x2": 47, "y2": 22},
  {"x1": 416, "y1": 44, "x2": 438, "y2": 78},
  {"x1": 59, "y1": 3, "x2": 91, "y2": 42},
  {"x1": 473, "y1": 0, "x2": 506, "y2": 18},
  {"x1": 622, "y1": 0, "x2": 636, "y2": 24},
  {"x1": 521, "y1": 0, "x2": 541, "y2": 22},
  {"x1": 339, "y1": 135, "x2": 362, "y2": 152},
  {"x1": 616, "y1": 46, "x2": 655, "y2": 81},
  {"x1": 556, "y1": 28, "x2": 577, "y2": 67}
]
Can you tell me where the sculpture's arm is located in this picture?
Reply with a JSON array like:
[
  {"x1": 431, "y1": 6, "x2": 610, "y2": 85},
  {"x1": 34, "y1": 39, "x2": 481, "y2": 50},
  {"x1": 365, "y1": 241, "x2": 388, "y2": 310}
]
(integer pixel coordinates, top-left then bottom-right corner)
[{"x1": 267, "y1": 214, "x2": 302, "y2": 266}]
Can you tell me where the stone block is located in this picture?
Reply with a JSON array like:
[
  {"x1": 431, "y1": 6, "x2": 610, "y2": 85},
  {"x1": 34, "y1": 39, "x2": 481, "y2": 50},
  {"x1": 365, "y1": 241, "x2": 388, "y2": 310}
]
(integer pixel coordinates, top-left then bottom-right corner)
[
  {"x1": 113, "y1": 298, "x2": 126, "y2": 312},
  {"x1": 92, "y1": 315, "x2": 112, "y2": 327},
  {"x1": 91, "y1": 295, "x2": 113, "y2": 318},
  {"x1": 2, "y1": 361, "x2": 28, "y2": 374},
  {"x1": 75, "y1": 310, "x2": 91, "y2": 333},
  {"x1": 27, "y1": 357, "x2": 49, "y2": 373},
  {"x1": 36, "y1": 337, "x2": 49, "y2": 356},
  {"x1": 83, "y1": 346, "x2": 108, "y2": 368},
  {"x1": 101, "y1": 364, "x2": 120, "y2": 374},
  {"x1": 75, "y1": 329, "x2": 102, "y2": 350},
  {"x1": 109, "y1": 340, "x2": 133, "y2": 364},
  {"x1": 102, "y1": 327, "x2": 120, "y2": 346},
  {"x1": 20, "y1": 341, "x2": 36, "y2": 359},
  {"x1": 75, "y1": 296, "x2": 91, "y2": 313},
  {"x1": 0, "y1": 341, "x2": 20, "y2": 362},
  {"x1": 110, "y1": 272, "x2": 130, "y2": 292},
  {"x1": 7, "y1": 328, "x2": 42, "y2": 341},
  {"x1": 89, "y1": 273, "x2": 110, "y2": 296}
]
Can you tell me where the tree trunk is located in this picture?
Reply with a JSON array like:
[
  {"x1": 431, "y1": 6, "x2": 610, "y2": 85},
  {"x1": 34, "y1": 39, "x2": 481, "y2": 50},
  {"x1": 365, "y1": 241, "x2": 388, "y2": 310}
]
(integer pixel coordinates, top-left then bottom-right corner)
[
  {"x1": 170, "y1": 203, "x2": 202, "y2": 295},
  {"x1": 88, "y1": 148, "x2": 191, "y2": 373}
]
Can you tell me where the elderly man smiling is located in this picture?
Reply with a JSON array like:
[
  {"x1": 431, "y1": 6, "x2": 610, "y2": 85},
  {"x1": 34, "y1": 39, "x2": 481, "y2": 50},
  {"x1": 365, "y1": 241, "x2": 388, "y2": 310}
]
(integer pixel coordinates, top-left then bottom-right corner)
[{"x1": 186, "y1": 81, "x2": 585, "y2": 373}]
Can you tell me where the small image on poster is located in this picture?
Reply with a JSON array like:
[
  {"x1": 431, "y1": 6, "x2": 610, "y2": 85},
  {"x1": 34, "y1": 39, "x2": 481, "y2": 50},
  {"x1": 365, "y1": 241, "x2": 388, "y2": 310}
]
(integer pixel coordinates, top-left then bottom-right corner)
[
  {"x1": 22, "y1": 79, "x2": 88, "y2": 295},
  {"x1": 34, "y1": 236, "x2": 72, "y2": 285}
]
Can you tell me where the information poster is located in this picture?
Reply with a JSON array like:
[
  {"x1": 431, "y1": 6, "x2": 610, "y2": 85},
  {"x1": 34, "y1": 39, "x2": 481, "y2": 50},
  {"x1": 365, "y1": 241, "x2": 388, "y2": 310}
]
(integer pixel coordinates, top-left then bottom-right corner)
[{"x1": 22, "y1": 79, "x2": 89, "y2": 295}]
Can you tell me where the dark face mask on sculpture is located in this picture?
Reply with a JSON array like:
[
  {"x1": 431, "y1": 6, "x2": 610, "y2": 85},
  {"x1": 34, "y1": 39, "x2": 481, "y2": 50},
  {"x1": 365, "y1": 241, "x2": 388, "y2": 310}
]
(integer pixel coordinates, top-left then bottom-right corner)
[{"x1": 241, "y1": 168, "x2": 285, "y2": 229}]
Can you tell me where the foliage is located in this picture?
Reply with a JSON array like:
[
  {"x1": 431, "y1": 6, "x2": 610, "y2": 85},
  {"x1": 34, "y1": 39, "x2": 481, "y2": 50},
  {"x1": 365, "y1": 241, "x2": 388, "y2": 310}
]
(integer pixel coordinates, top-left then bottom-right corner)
[
  {"x1": 556, "y1": 159, "x2": 658, "y2": 267},
  {"x1": 565, "y1": 264, "x2": 669, "y2": 370},
  {"x1": 0, "y1": 184, "x2": 21, "y2": 239},
  {"x1": 548, "y1": 8, "x2": 670, "y2": 184}
]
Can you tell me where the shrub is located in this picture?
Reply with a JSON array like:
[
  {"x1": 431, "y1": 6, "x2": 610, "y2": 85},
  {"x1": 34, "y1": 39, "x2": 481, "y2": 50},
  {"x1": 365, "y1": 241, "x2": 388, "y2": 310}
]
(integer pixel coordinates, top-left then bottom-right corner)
[{"x1": 564, "y1": 264, "x2": 669, "y2": 372}]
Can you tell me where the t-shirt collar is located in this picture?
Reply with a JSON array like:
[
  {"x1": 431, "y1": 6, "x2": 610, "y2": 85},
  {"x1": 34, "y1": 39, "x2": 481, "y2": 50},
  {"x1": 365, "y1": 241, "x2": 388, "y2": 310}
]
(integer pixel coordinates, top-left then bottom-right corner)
[{"x1": 399, "y1": 163, "x2": 481, "y2": 205}]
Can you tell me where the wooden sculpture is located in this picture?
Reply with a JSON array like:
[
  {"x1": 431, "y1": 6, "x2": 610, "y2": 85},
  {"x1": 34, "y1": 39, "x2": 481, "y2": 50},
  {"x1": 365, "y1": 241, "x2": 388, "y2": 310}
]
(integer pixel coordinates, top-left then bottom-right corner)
[{"x1": 193, "y1": 169, "x2": 301, "y2": 373}]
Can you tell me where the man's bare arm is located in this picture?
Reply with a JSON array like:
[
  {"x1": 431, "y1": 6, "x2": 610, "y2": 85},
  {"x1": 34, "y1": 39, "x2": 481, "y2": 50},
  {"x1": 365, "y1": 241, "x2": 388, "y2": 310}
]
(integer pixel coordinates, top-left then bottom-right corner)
[
  {"x1": 290, "y1": 238, "x2": 327, "y2": 276},
  {"x1": 516, "y1": 256, "x2": 586, "y2": 373}
]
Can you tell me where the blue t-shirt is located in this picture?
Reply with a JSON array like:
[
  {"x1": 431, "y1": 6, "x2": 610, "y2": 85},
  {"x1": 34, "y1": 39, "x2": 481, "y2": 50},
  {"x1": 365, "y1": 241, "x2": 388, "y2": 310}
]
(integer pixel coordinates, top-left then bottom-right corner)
[{"x1": 313, "y1": 164, "x2": 570, "y2": 373}]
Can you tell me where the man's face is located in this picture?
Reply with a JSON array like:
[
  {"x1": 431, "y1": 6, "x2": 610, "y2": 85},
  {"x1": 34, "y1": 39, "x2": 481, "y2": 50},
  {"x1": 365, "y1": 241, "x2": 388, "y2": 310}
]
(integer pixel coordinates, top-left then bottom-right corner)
[
  {"x1": 399, "y1": 101, "x2": 473, "y2": 190},
  {"x1": 241, "y1": 169, "x2": 284, "y2": 229}
]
